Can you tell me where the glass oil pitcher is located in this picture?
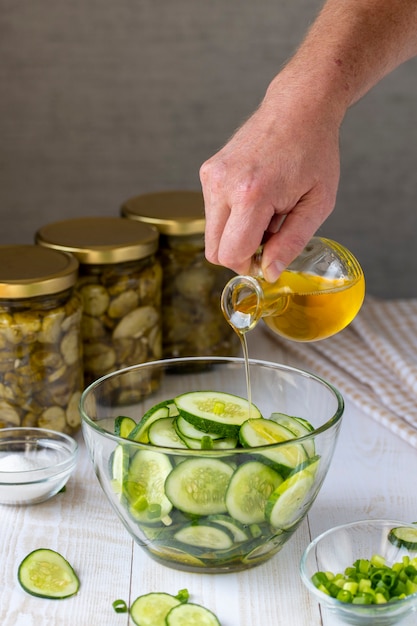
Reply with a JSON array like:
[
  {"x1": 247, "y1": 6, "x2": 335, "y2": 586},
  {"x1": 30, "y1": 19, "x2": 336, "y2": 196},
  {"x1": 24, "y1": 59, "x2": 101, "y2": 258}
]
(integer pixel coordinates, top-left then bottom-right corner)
[{"x1": 221, "y1": 237, "x2": 365, "y2": 342}]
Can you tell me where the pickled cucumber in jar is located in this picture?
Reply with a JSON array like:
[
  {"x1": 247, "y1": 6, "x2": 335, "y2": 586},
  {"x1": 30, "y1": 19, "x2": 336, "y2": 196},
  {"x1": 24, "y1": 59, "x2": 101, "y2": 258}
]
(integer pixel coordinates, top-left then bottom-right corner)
[
  {"x1": 159, "y1": 232, "x2": 238, "y2": 357},
  {"x1": 36, "y1": 217, "x2": 163, "y2": 398},
  {"x1": 0, "y1": 246, "x2": 83, "y2": 434},
  {"x1": 121, "y1": 190, "x2": 239, "y2": 358}
]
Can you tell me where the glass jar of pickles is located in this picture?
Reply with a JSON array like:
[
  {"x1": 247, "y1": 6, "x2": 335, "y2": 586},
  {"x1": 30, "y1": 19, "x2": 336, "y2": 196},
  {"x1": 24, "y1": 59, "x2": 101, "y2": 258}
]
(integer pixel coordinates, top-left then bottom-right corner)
[
  {"x1": 0, "y1": 245, "x2": 83, "y2": 434},
  {"x1": 36, "y1": 217, "x2": 162, "y2": 398},
  {"x1": 121, "y1": 191, "x2": 240, "y2": 358}
]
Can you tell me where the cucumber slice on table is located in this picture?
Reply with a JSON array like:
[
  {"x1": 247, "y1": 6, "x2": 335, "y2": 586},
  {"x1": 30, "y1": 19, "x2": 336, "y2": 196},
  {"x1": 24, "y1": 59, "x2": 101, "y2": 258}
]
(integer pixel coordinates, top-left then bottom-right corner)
[
  {"x1": 174, "y1": 390, "x2": 261, "y2": 437},
  {"x1": 165, "y1": 458, "x2": 234, "y2": 516},
  {"x1": 225, "y1": 460, "x2": 283, "y2": 524},
  {"x1": 124, "y1": 449, "x2": 173, "y2": 523},
  {"x1": 18, "y1": 549, "x2": 79, "y2": 599},
  {"x1": 239, "y1": 418, "x2": 308, "y2": 475},
  {"x1": 166, "y1": 603, "x2": 221, "y2": 626},
  {"x1": 130, "y1": 592, "x2": 183, "y2": 626},
  {"x1": 388, "y1": 526, "x2": 417, "y2": 550}
]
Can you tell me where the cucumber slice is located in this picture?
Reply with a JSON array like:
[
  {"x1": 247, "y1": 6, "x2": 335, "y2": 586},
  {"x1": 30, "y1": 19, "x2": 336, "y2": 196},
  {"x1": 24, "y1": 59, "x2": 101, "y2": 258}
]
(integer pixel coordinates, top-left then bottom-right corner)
[
  {"x1": 128, "y1": 403, "x2": 172, "y2": 443},
  {"x1": 239, "y1": 418, "x2": 307, "y2": 475},
  {"x1": 123, "y1": 449, "x2": 173, "y2": 523},
  {"x1": 130, "y1": 592, "x2": 182, "y2": 626},
  {"x1": 388, "y1": 526, "x2": 417, "y2": 550},
  {"x1": 175, "y1": 414, "x2": 224, "y2": 440},
  {"x1": 270, "y1": 413, "x2": 314, "y2": 431},
  {"x1": 176, "y1": 428, "x2": 237, "y2": 451},
  {"x1": 166, "y1": 401, "x2": 180, "y2": 417},
  {"x1": 166, "y1": 603, "x2": 221, "y2": 626},
  {"x1": 165, "y1": 458, "x2": 234, "y2": 516},
  {"x1": 174, "y1": 522, "x2": 235, "y2": 550},
  {"x1": 293, "y1": 416, "x2": 315, "y2": 430},
  {"x1": 270, "y1": 413, "x2": 316, "y2": 457},
  {"x1": 265, "y1": 466, "x2": 315, "y2": 529},
  {"x1": 207, "y1": 514, "x2": 250, "y2": 542},
  {"x1": 147, "y1": 544, "x2": 206, "y2": 568},
  {"x1": 174, "y1": 428, "x2": 219, "y2": 450},
  {"x1": 110, "y1": 443, "x2": 131, "y2": 496},
  {"x1": 148, "y1": 417, "x2": 187, "y2": 449},
  {"x1": 239, "y1": 418, "x2": 296, "y2": 443},
  {"x1": 225, "y1": 460, "x2": 283, "y2": 524},
  {"x1": 211, "y1": 438, "x2": 238, "y2": 450},
  {"x1": 174, "y1": 390, "x2": 261, "y2": 437},
  {"x1": 18, "y1": 549, "x2": 80, "y2": 599},
  {"x1": 175, "y1": 432, "x2": 213, "y2": 450},
  {"x1": 114, "y1": 415, "x2": 137, "y2": 438},
  {"x1": 289, "y1": 454, "x2": 321, "y2": 477},
  {"x1": 242, "y1": 532, "x2": 288, "y2": 565}
]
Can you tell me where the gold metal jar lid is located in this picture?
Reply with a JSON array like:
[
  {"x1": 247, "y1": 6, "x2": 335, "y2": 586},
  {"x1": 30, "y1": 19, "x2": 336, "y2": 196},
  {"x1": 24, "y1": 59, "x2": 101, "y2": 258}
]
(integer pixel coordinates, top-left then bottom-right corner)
[
  {"x1": 0, "y1": 245, "x2": 79, "y2": 298},
  {"x1": 35, "y1": 216, "x2": 159, "y2": 265},
  {"x1": 121, "y1": 190, "x2": 205, "y2": 236}
]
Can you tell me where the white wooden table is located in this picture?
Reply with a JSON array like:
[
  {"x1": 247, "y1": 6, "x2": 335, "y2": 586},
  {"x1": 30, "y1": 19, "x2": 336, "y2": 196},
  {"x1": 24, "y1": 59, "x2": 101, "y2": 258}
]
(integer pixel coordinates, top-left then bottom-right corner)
[{"x1": 1, "y1": 327, "x2": 417, "y2": 626}]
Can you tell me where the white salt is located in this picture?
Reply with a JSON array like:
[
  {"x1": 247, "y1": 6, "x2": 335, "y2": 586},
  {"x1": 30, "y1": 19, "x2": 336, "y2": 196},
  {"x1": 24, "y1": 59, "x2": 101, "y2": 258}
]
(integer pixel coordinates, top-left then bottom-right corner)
[
  {"x1": 0, "y1": 453, "x2": 47, "y2": 473},
  {"x1": 0, "y1": 450, "x2": 65, "y2": 504}
]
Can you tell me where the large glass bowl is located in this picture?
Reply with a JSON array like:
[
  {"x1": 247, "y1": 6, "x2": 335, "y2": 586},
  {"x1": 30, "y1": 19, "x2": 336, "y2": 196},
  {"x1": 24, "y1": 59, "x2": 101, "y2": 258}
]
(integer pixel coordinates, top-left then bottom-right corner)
[
  {"x1": 80, "y1": 356, "x2": 343, "y2": 573},
  {"x1": 300, "y1": 519, "x2": 417, "y2": 626}
]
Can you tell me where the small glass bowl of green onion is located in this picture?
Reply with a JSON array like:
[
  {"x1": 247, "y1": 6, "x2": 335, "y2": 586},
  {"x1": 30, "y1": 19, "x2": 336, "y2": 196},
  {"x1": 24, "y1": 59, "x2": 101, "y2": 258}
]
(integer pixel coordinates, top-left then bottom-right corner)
[{"x1": 300, "y1": 519, "x2": 417, "y2": 626}]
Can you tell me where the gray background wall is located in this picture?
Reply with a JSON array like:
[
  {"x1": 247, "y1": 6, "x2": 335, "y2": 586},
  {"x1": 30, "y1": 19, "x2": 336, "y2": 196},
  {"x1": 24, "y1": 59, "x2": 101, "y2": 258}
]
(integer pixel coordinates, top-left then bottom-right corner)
[{"x1": 1, "y1": 0, "x2": 416, "y2": 298}]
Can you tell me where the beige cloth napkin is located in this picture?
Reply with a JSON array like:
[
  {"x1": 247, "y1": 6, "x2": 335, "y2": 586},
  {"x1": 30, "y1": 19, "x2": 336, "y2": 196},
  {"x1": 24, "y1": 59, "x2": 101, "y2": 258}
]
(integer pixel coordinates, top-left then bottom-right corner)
[{"x1": 265, "y1": 297, "x2": 417, "y2": 449}]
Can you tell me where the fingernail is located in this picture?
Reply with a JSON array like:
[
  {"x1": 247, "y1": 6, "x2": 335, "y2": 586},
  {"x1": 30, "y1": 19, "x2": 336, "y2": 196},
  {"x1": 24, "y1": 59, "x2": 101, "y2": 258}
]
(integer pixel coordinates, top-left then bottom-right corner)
[{"x1": 264, "y1": 260, "x2": 285, "y2": 283}]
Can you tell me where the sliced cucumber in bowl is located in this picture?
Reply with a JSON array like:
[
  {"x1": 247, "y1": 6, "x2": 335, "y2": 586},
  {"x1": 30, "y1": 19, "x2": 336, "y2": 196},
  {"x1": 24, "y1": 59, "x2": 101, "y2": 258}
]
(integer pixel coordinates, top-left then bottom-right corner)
[
  {"x1": 270, "y1": 412, "x2": 316, "y2": 457},
  {"x1": 165, "y1": 458, "x2": 234, "y2": 516},
  {"x1": 110, "y1": 391, "x2": 321, "y2": 569},
  {"x1": 148, "y1": 417, "x2": 188, "y2": 449},
  {"x1": 123, "y1": 449, "x2": 173, "y2": 524},
  {"x1": 265, "y1": 458, "x2": 319, "y2": 529},
  {"x1": 174, "y1": 390, "x2": 261, "y2": 437},
  {"x1": 239, "y1": 418, "x2": 308, "y2": 476},
  {"x1": 174, "y1": 521, "x2": 236, "y2": 551},
  {"x1": 206, "y1": 514, "x2": 251, "y2": 543},
  {"x1": 225, "y1": 460, "x2": 283, "y2": 524}
]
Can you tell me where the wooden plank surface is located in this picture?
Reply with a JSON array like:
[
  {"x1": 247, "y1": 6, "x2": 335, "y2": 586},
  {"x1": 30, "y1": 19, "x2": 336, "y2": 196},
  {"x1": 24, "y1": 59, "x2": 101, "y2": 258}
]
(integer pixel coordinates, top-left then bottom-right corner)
[{"x1": 1, "y1": 327, "x2": 417, "y2": 625}]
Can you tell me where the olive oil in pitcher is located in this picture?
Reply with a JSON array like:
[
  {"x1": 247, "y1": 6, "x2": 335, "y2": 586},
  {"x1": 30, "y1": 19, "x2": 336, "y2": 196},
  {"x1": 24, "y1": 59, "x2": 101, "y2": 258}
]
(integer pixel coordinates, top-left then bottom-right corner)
[{"x1": 221, "y1": 237, "x2": 365, "y2": 342}]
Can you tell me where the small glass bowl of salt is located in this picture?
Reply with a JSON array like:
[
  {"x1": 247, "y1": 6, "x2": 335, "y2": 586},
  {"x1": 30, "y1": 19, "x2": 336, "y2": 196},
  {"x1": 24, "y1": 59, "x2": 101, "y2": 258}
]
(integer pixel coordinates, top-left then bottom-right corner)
[{"x1": 0, "y1": 427, "x2": 78, "y2": 505}]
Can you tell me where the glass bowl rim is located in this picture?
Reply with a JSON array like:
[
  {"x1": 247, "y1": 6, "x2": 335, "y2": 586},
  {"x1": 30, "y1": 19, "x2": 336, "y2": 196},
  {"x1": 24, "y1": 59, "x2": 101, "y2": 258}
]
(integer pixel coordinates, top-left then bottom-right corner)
[
  {"x1": 300, "y1": 518, "x2": 417, "y2": 613},
  {"x1": 0, "y1": 426, "x2": 78, "y2": 483},
  {"x1": 80, "y1": 355, "x2": 344, "y2": 454}
]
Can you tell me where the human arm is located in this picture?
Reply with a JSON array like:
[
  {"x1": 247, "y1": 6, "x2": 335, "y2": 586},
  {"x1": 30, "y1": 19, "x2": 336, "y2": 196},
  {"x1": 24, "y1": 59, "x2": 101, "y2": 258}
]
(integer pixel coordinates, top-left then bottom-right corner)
[{"x1": 200, "y1": 0, "x2": 417, "y2": 281}]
